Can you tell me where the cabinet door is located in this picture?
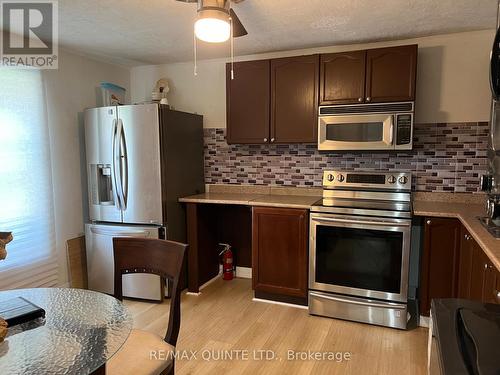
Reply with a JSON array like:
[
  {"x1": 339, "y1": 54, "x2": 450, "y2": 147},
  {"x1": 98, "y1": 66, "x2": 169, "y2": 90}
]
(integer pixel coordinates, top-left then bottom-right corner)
[
  {"x1": 365, "y1": 45, "x2": 418, "y2": 103},
  {"x1": 226, "y1": 60, "x2": 270, "y2": 144},
  {"x1": 470, "y1": 244, "x2": 488, "y2": 301},
  {"x1": 420, "y1": 218, "x2": 461, "y2": 316},
  {"x1": 271, "y1": 55, "x2": 319, "y2": 143},
  {"x1": 483, "y1": 260, "x2": 500, "y2": 304},
  {"x1": 252, "y1": 207, "x2": 308, "y2": 297},
  {"x1": 320, "y1": 51, "x2": 366, "y2": 105},
  {"x1": 457, "y1": 227, "x2": 474, "y2": 299}
]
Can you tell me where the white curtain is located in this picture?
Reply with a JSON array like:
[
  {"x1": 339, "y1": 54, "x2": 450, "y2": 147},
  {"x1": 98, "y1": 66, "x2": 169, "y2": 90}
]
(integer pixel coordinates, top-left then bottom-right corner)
[{"x1": 0, "y1": 68, "x2": 58, "y2": 289}]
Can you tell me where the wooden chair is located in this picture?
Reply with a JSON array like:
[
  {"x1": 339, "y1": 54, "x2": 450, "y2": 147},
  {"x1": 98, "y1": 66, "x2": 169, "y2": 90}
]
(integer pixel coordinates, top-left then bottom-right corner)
[{"x1": 107, "y1": 237, "x2": 187, "y2": 375}]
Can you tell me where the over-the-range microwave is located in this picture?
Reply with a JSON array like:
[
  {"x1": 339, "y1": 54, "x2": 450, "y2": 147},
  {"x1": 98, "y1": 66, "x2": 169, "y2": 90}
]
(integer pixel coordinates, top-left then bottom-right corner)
[{"x1": 318, "y1": 102, "x2": 414, "y2": 151}]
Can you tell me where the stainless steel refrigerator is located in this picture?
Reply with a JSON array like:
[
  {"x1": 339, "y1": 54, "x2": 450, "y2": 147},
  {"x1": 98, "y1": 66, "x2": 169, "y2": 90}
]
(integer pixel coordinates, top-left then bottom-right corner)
[{"x1": 84, "y1": 103, "x2": 204, "y2": 300}]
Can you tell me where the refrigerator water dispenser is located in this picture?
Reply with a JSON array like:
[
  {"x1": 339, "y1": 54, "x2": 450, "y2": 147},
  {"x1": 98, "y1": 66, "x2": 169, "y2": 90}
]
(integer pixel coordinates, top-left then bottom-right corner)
[{"x1": 90, "y1": 164, "x2": 114, "y2": 205}]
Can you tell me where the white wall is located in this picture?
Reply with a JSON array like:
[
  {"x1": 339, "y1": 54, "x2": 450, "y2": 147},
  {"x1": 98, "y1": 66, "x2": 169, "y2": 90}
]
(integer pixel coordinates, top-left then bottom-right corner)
[
  {"x1": 43, "y1": 49, "x2": 130, "y2": 286},
  {"x1": 131, "y1": 29, "x2": 495, "y2": 127}
]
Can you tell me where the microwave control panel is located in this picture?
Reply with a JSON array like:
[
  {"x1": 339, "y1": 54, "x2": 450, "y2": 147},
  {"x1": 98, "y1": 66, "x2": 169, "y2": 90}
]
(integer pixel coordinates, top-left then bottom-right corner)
[{"x1": 396, "y1": 114, "x2": 412, "y2": 145}]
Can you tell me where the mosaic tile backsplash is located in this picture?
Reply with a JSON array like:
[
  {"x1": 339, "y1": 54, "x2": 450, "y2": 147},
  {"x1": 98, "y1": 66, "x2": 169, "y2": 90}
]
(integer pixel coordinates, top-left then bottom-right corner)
[{"x1": 204, "y1": 122, "x2": 489, "y2": 193}]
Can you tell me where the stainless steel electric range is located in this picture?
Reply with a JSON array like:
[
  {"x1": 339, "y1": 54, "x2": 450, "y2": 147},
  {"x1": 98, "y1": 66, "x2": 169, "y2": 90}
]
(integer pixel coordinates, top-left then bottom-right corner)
[{"x1": 309, "y1": 170, "x2": 413, "y2": 329}]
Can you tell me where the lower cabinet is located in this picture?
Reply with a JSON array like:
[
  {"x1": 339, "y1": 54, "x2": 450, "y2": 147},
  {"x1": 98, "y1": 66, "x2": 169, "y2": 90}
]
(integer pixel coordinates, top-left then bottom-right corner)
[
  {"x1": 458, "y1": 227, "x2": 476, "y2": 299},
  {"x1": 252, "y1": 207, "x2": 308, "y2": 300},
  {"x1": 470, "y1": 244, "x2": 489, "y2": 301},
  {"x1": 420, "y1": 218, "x2": 461, "y2": 316},
  {"x1": 420, "y1": 217, "x2": 500, "y2": 315},
  {"x1": 476, "y1": 247, "x2": 500, "y2": 304}
]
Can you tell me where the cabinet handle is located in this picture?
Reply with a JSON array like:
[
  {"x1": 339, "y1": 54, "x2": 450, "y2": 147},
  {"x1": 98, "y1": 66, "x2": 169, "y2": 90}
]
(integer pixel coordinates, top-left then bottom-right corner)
[
  {"x1": 366, "y1": 97, "x2": 371, "y2": 102},
  {"x1": 426, "y1": 220, "x2": 432, "y2": 225},
  {"x1": 484, "y1": 263, "x2": 489, "y2": 270},
  {"x1": 358, "y1": 97, "x2": 363, "y2": 102},
  {"x1": 263, "y1": 138, "x2": 268, "y2": 142},
  {"x1": 271, "y1": 138, "x2": 275, "y2": 143},
  {"x1": 496, "y1": 291, "x2": 500, "y2": 301}
]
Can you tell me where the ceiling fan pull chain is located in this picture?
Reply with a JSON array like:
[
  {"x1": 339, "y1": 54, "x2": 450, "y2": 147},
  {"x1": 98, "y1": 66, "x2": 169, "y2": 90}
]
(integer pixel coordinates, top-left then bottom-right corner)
[
  {"x1": 230, "y1": 3, "x2": 235, "y2": 80},
  {"x1": 193, "y1": 31, "x2": 198, "y2": 76},
  {"x1": 230, "y1": 17, "x2": 235, "y2": 80}
]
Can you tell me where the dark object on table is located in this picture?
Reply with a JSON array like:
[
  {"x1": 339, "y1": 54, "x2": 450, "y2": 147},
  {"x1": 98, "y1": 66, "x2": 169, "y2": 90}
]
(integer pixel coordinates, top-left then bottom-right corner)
[
  {"x1": 429, "y1": 299, "x2": 500, "y2": 375},
  {"x1": 0, "y1": 232, "x2": 13, "y2": 260},
  {"x1": 0, "y1": 297, "x2": 45, "y2": 327},
  {"x1": 109, "y1": 237, "x2": 187, "y2": 375}
]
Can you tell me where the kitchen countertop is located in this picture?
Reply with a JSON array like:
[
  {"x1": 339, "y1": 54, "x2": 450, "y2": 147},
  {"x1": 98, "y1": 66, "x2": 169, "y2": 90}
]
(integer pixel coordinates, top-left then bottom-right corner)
[
  {"x1": 179, "y1": 186, "x2": 499, "y2": 271},
  {"x1": 413, "y1": 200, "x2": 500, "y2": 272},
  {"x1": 179, "y1": 192, "x2": 321, "y2": 209}
]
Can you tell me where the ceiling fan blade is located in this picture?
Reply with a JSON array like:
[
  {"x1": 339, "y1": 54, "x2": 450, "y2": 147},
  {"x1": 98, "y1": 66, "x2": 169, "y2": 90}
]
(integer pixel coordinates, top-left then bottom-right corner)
[{"x1": 230, "y1": 8, "x2": 248, "y2": 37}]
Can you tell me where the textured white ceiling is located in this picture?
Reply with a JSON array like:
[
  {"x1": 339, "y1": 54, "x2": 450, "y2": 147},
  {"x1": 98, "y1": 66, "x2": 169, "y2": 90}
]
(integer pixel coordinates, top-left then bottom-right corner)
[{"x1": 57, "y1": 0, "x2": 498, "y2": 66}]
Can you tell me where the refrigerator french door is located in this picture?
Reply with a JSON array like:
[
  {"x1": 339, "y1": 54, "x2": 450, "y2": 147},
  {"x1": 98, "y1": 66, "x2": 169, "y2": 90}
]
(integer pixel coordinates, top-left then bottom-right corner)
[
  {"x1": 84, "y1": 104, "x2": 163, "y2": 225},
  {"x1": 85, "y1": 223, "x2": 164, "y2": 300}
]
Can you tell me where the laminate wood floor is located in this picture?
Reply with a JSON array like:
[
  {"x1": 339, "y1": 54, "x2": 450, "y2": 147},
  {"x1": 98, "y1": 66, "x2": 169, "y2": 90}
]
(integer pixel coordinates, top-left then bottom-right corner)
[{"x1": 125, "y1": 277, "x2": 428, "y2": 375}]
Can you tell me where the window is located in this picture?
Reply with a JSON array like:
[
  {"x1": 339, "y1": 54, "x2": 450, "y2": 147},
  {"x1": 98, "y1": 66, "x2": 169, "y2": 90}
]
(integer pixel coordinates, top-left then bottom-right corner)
[{"x1": 0, "y1": 68, "x2": 58, "y2": 288}]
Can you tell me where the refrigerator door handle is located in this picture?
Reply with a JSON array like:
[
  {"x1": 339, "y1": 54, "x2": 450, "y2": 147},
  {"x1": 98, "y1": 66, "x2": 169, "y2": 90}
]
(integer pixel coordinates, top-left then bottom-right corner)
[
  {"x1": 119, "y1": 118, "x2": 128, "y2": 209},
  {"x1": 113, "y1": 119, "x2": 125, "y2": 211},
  {"x1": 89, "y1": 226, "x2": 152, "y2": 237},
  {"x1": 111, "y1": 118, "x2": 122, "y2": 211}
]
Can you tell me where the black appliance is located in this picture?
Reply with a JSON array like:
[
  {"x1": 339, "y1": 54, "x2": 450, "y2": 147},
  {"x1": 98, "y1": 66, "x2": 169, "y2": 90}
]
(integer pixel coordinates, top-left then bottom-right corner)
[{"x1": 429, "y1": 299, "x2": 500, "y2": 375}]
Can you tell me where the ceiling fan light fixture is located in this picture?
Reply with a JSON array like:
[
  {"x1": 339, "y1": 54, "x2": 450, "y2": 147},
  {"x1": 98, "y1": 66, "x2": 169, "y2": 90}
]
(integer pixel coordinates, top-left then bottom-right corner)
[{"x1": 194, "y1": 9, "x2": 230, "y2": 43}]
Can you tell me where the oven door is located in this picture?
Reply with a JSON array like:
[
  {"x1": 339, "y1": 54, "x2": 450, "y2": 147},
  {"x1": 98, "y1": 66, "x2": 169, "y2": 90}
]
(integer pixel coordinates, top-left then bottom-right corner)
[
  {"x1": 309, "y1": 213, "x2": 411, "y2": 302},
  {"x1": 318, "y1": 113, "x2": 395, "y2": 151}
]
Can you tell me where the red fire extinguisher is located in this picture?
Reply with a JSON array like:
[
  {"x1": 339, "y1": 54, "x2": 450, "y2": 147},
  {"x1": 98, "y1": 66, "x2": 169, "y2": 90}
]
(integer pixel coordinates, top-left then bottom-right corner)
[{"x1": 219, "y1": 243, "x2": 234, "y2": 280}]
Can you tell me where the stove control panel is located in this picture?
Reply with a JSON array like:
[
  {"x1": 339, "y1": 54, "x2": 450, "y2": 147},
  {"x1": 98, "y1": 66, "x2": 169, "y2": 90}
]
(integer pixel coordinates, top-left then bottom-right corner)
[{"x1": 322, "y1": 171, "x2": 412, "y2": 191}]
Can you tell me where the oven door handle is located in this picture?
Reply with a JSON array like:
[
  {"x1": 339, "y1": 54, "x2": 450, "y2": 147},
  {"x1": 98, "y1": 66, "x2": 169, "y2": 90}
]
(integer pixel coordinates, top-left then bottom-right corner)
[
  {"x1": 310, "y1": 292, "x2": 406, "y2": 310},
  {"x1": 312, "y1": 216, "x2": 411, "y2": 227}
]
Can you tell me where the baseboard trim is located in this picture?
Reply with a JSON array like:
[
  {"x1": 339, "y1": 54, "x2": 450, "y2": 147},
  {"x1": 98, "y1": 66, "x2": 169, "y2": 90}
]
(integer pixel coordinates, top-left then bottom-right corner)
[
  {"x1": 419, "y1": 315, "x2": 430, "y2": 328},
  {"x1": 252, "y1": 297, "x2": 308, "y2": 310},
  {"x1": 235, "y1": 266, "x2": 252, "y2": 279},
  {"x1": 197, "y1": 271, "x2": 223, "y2": 293}
]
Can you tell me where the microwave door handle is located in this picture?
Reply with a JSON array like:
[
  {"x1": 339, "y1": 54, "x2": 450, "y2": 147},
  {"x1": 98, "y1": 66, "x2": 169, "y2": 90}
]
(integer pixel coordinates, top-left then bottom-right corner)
[
  {"x1": 313, "y1": 216, "x2": 410, "y2": 227},
  {"x1": 111, "y1": 119, "x2": 121, "y2": 210},
  {"x1": 389, "y1": 115, "x2": 394, "y2": 145}
]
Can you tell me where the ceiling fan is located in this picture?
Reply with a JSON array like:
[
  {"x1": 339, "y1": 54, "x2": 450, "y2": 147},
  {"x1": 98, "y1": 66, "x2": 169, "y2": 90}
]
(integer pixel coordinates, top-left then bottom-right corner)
[{"x1": 176, "y1": 0, "x2": 248, "y2": 43}]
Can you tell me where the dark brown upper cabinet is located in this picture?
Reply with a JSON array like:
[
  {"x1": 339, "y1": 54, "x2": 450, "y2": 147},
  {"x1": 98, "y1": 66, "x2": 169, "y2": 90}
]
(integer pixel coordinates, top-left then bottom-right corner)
[
  {"x1": 365, "y1": 45, "x2": 418, "y2": 103},
  {"x1": 320, "y1": 51, "x2": 366, "y2": 105},
  {"x1": 271, "y1": 55, "x2": 319, "y2": 143},
  {"x1": 226, "y1": 60, "x2": 270, "y2": 144}
]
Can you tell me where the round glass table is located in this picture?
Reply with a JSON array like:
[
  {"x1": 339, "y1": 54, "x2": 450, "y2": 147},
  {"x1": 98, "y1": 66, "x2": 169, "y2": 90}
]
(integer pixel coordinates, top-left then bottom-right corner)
[{"x1": 0, "y1": 288, "x2": 132, "y2": 374}]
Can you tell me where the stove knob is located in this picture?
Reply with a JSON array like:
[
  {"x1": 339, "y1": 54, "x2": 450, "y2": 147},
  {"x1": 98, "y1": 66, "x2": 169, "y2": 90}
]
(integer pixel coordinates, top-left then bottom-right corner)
[
  {"x1": 337, "y1": 174, "x2": 345, "y2": 182},
  {"x1": 398, "y1": 176, "x2": 408, "y2": 185},
  {"x1": 387, "y1": 175, "x2": 396, "y2": 184},
  {"x1": 327, "y1": 174, "x2": 334, "y2": 182}
]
